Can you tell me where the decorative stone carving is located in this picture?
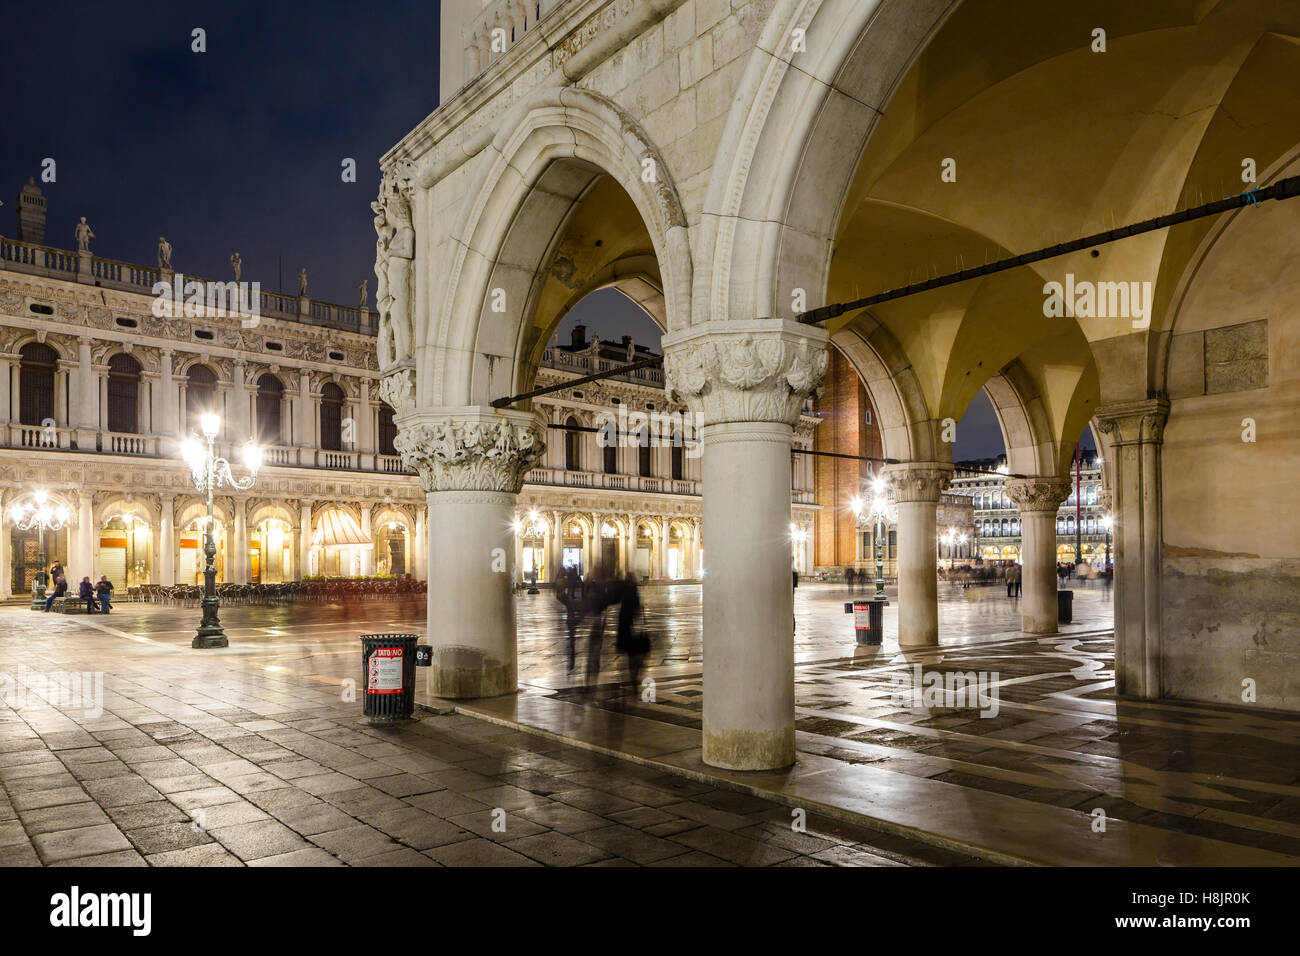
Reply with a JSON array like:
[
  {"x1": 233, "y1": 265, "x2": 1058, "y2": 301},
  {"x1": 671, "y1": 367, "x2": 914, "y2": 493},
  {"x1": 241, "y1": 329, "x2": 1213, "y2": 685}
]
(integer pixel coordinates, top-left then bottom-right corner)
[
  {"x1": 373, "y1": 160, "x2": 416, "y2": 372},
  {"x1": 1094, "y1": 398, "x2": 1170, "y2": 445},
  {"x1": 157, "y1": 237, "x2": 172, "y2": 270},
  {"x1": 395, "y1": 411, "x2": 545, "y2": 494},
  {"x1": 885, "y1": 464, "x2": 953, "y2": 503},
  {"x1": 1005, "y1": 477, "x2": 1071, "y2": 513},
  {"x1": 663, "y1": 321, "x2": 829, "y2": 427},
  {"x1": 377, "y1": 365, "x2": 416, "y2": 413}
]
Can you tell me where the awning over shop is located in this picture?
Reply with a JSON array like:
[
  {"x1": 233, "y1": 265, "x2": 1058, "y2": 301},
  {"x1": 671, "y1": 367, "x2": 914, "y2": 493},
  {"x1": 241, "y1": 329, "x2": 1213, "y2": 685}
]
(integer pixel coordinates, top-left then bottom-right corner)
[{"x1": 312, "y1": 509, "x2": 374, "y2": 549}]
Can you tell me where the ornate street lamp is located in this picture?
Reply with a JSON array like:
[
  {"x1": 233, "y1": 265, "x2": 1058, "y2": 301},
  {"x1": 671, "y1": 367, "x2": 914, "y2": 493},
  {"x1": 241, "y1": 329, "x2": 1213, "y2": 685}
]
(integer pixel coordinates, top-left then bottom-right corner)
[
  {"x1": 181, "y1": 413, "x2": 261, "y2": 648},
  {"x1": 12, "y1": 490, "x2": 70, "y2": 610},
  {"x1": 853, "y1": 477, "x2": 895, "y2": 603}
]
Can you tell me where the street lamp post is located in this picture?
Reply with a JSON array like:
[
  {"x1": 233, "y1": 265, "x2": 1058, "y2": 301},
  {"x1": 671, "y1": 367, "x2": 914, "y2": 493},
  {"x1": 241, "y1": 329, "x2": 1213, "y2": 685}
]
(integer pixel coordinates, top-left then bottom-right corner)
[
  {"x1": 12, "y1": 490, "x2": 70, "y2": 610},
  {"x1": 181, "y1": 413, "x2": 261, "y2": 648},
  {"x1": 856, "y1": 477, "x2": 894, "y2": 604}
]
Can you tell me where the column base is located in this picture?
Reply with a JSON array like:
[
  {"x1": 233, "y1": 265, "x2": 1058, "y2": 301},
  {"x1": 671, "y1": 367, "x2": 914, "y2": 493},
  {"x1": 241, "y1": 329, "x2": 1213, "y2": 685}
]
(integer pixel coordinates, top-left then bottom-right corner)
[
  {"x1": 702, "y1": 723, "x2": 795, "y2": 771},
  {"x1": 426, "y1": 647, "x2": 516, "y2": 700}
]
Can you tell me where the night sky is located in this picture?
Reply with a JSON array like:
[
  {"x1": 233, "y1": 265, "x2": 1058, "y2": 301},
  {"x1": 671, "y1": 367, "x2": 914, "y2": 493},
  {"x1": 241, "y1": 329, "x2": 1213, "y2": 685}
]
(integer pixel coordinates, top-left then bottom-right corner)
[{"x1": 0, "y1": 0, "x2": 1085, "y2": 460}]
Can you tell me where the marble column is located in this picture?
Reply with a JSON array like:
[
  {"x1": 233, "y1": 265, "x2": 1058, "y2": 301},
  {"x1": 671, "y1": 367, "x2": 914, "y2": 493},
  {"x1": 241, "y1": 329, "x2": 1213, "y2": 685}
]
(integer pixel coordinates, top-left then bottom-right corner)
[
  {"x1": 8, "y1": 357, "x2": 20, "y2": 427},
  {"x1": 360, "y1": 504, "x2": 374, "y2": 575},
  {"x1": 413, "y1": 506, "x2": 427, "y2": 581},
  {"x1": 658, "y1": 517, "x2": 670, "y2": 579},
  {"x1": 296, "y1": 371, "x2": 313, "y2": 448},
  {"x1": 663, "y1": 319, "x2": 828, "y2": 771},
  {"x1": 76, "y1": 495, "x2": 95, "y2": 579},
  {"x1": 158, "y1": 349, "x2": 177, "y2": 438},
  {"x1": 549, "y1": 509, "x2": 563, "y2": 578},
  {"x1": 231, "y1": 360, "x2": 250, "y2": 444},
  {"x1": 885, "y1": 464, "x2": 953, "y2": 647},
  {"x1": 158, "y1": 494, "x2": 175, "y2": 586},
  {"x1": 76, "y1": 337, "x2": 97, "y2": 445},
  {"x1": 0, "y1": 498, "x2": 10, "y2": 599},
  {"x1": 299, "y1": 501, "x2": 313, "y2": 577},
  {"x1": 1095, "y1": 399, "x2": 1168, "y2": 700},
  {"x1": 233, "y1": 497, "x2": 248, "y2": 584},
  {"x1": 397, "y1": 407, "x2": 544, "y2": 699},
  {"x1": 1006, "y1": 477, "x2": 1071, "y2": 634}
]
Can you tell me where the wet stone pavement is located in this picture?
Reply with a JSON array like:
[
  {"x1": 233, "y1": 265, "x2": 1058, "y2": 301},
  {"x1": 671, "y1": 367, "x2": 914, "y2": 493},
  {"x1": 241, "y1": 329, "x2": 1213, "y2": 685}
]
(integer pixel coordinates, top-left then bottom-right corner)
[{"x1": 0, "y1": 598, "x2": 987, "y2": 867}]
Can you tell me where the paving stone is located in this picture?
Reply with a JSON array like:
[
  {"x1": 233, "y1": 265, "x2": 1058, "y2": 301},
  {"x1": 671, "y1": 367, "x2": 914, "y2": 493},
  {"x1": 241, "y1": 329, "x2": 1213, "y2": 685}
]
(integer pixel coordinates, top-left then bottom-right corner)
[
  {"x1": 645, "y1": 849, "x2": 735, "y2": 866},
  {"x1": 245, "y1": 787, "x2": 324, "y2": 813},
  {"x1": 146, "y1": 843, "x2": 245, "y2": 867},
  {"x1": 448, "y1": 809, "x2": 548, "y2": 842},
  {"x1": 248, "y1": 847, "x2": 345, "y2": 867},
  {"x1": 11, "y1": 786, "x2": 89, "y2": 812},
  {"x1": 33, "y1": 823, "x2": 132, "y2": 863},
  {"x1": 274, "y1": 803, "x2": 360, "y2": 836},
  {"x1": 423, "y1": 837, "x2": 543, "y2": 867},
  {"x1": 404, "y1": 789, "x2": 491, "y2": 817},
  {"x1": 19, "y1": 801, "x2": 111, "y2": 835},
  {"x1": 309, "y1": 825, "x2": 402, "y2": 863},
  {"x1": 369, "y1": 772, "x2": 441, "y2": 797},
  {"x1": 50, "y1": 849, "x2": 148, "y2": 867},
  {"x1": 124, "y1": 822, "x2": 214, "y2": 855},
  {"x1": 550, "y1": 788, "x2": 642, "y2": 815},
  {"x1": 210, "y1": 819, "x2": 311, "y2": 861},
  {"x1": 516, "y1": 801, "x2": 612, "y2": 834},
  {"x1": 367, "y1": 807, "x2": 475, "y2": 850},
  {"x1": 576, "y1": 824, "x2": 692, "y2": 864},
  {"x1": 669, "y1": 825, "x2": 799, "y2": 866},
  {"x1": 82, "y1": 777, "x2": 163, "y2": 808},
  {"x1": 350, "y1": 847, "x2": 442, "y2": 866},
  {"x1": 105, "y1": 800, "x2": 190, "y2": 830},
  {"x1": 504, "y1": 830, "x2": 612, "y2": 866}
]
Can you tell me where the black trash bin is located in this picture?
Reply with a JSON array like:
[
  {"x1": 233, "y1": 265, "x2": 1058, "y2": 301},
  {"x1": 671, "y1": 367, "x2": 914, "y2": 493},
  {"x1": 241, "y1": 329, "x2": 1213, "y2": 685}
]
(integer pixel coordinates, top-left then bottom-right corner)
[
  {"x1": 849, "y1": 600, "x2": 885, "y2": 645},
  {"x1": 360, "y1": 633, "x2": 419, "y2": 722},
  {"x1": 1057, "y1": 589, "x2": 1073, "y2": 624}
]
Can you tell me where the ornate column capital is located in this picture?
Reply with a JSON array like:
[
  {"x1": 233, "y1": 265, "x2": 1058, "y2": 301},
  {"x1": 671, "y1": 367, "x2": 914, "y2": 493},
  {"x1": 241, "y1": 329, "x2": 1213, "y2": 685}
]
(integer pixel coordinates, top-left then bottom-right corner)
[
  {"x1": 662, "y1": 320, "x2": 829, "y2": 427},
  {"x1": 1005, "y1": 476, "x2": 1071, "y2": 513},
  {"x1": 378, "y1": 363, "x2": 416, "y2": 414},
  {"x1": 394, "y1": 406, "x2": 545, "y2": 494},
  {"x1": 884, "y1": 463, "x2": 953, "y2": 503},
  {"x1": 1094, "y1": 398, "x2": 1169, "y2": 445}
]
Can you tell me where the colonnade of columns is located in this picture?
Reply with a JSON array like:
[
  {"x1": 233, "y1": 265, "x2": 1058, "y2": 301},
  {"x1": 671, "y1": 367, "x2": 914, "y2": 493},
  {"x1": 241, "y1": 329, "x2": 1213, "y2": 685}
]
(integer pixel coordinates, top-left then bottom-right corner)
[{"x1": 402, "y1": 336, "x2": 1167, "y2": 775}]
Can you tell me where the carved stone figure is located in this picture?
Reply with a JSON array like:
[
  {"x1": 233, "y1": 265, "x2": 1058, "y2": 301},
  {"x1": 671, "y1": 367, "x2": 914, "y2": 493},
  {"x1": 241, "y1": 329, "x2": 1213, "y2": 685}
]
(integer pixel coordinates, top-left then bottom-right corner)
[
  {"x1": 373, "y1": 162, "x2": 416, "y2": 372},
  {"x1": 230, "y1": 253, "x2": 242, "y2": 280},
  {"x1": 157, "y1": 237, "x2": 172, "y2": 270},
  {"x1": 74, "y1": 217, "x2": 94, "y2": 253},
  {"x1": 358, "y1": 278, "x2": 368, "y2": 308},
  {"x1": 298, "y1": 268, "x2": 308, "y2": 296}
]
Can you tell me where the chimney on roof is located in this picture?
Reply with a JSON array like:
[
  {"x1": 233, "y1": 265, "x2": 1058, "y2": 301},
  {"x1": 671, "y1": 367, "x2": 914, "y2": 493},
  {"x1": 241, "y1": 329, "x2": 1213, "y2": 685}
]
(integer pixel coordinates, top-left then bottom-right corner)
[
  {"x1": 570, "y1": 324, "x2": 586, "y2": 349},
  {"x1": 17, "y1": 177, "x2": 46, "y2": 244}
]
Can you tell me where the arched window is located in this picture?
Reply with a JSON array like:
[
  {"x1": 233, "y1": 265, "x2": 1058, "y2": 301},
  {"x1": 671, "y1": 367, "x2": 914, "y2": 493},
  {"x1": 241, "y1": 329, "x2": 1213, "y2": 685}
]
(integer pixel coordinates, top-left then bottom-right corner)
[
  {"x1": 107, "y1": 353, "x2": 141, "y2": 433},
  {"x1": 671, "y1": 443, "x2": 684, "y2": 481},
  {"x1": 604, "y1": 441, "x2": 617, "y2": 474},
  {"x1": 1066, "y1": 515, "x2": 1076, "y2": 533},
  {"x1": 639, "y1": 442, "x2": 651, "y2": 477},
  {"x1": 378, "y1": 402, "x2": 397, "y2": 456},
  {"x1": 19, "y1": 342, "x2": 58, "y2": 426},
  {"x1": 256, "y1": 374, "x2": 284, "y2": 444},
  {"x1": 564, "y1": 417, "x2": 581, "y2": 471},
  {"x1": 186, "y1": 365, "x2": 217, "y2": 432},
  {"x1": 320, "y1": 382, "x2": 345, "y2": 451}
]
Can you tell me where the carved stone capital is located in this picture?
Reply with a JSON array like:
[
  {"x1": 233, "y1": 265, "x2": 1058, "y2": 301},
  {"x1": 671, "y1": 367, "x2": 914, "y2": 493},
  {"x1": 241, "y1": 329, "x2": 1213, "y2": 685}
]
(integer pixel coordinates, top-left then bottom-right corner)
[
  {"x1": 1094, "y1": 398, "x2": 1169, "y2": 445},
  {"x1": 1005, "y1": 477, "x2": 1071, "y2": 513},
  {"x1": 884, "y1": 463, "x2": 952, "y2": 503},
  {"x1": 378, "y1": 364, "x2": 416, "y2": 413},
  {"x1": 394, "y1": 407, "x2": 545, "y2": 494},
  {"x1": 662, "y1": 320, "x2": 829, "y2": 427}
]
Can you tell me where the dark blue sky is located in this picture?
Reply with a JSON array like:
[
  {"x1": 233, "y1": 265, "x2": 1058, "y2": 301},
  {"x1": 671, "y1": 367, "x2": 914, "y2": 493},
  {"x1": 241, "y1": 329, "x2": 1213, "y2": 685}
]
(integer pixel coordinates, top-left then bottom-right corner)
[{"x1": 1, "y1": 0, "x2": 439, "y2": 304}]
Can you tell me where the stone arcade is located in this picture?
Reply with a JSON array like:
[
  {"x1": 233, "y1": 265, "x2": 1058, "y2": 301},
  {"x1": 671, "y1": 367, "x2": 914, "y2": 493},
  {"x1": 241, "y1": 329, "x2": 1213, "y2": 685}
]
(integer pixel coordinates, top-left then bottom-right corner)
[{"x1": 383, "y1": 0, "x2": 1300, "y2": 770}]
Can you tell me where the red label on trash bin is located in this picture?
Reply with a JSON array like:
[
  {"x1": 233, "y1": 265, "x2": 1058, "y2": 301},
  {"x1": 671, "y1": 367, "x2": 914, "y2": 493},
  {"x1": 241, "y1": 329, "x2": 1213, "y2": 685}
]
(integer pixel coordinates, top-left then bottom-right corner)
[
  {"x1": 367, "y1": 647, "x2": 404, "y2": 694},
  {"x1": 853, "y1": 603, "x2": 870, "y2": 630}
]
